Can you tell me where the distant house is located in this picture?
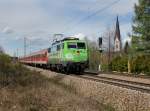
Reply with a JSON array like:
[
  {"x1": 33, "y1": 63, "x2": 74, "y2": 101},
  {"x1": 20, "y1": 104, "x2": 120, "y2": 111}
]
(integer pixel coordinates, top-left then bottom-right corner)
[{"x1": 114, "y1": 16, "x2": 122, "y2": 52}]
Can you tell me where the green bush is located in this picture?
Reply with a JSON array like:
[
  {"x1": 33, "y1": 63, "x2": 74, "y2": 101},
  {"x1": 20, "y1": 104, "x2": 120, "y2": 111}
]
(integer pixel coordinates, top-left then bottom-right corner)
[
  {"x1": 108, "y1": 54, "x2": 150, "y2": 75},
  {"x1": 0, "y1": 54, "x2": 12, "y2": 73},
  {"x1": 131, "y1": 54, "x2": 150, "y2": 75},
  {"x1": 0, "y1": 54, "x2": 37, "y2": 87},
  {"x1": 110, "y1": 55, "x2": 128, "y2": 72},
  {"x1": 101, "y1": 64, "x2": 109, "y2": 71}
]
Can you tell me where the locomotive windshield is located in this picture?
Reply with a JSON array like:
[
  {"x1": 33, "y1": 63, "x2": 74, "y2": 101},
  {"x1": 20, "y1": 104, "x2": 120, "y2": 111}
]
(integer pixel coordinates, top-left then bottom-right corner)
[
  {"x1": 68, "y1": 42, "x2": 86, "y2": 49},
  {"x1": 77, "y1": 43, "x2": 86, "y2": 49},
  {"x1": 68, "y1": 42, "x2": 77, "y2": 49}
]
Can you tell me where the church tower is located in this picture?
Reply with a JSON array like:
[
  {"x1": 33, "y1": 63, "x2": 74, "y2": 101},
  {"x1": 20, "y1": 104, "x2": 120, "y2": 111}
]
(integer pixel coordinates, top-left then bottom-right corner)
[{"x1": 114, "y1": 16, "x2": 122, "y2": 52}]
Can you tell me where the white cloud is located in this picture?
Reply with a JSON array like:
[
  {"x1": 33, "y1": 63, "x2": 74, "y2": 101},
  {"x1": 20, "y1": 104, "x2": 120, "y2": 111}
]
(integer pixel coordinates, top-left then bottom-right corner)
[
  {"x1": 0, "y1": 0, "x2": 138, "y2": 37},
  {"x1": 0, "y1": 0, "x2": 51, "y2": 34},
  {"x1": 73, "y1": 33, "x2": 86, "y2": 40},
  {"x1": 0, "y1": 0, "x2": 138, "y2": 56},
  {"x1": 2, "y1": 26, "x2": 14, "y2": 34},
  {"x1": 107, "y1": 0, "x2": 138, "y2": 15},
  {"x1": 64, "y1": 0, "x2": 138, "y2": 16}
]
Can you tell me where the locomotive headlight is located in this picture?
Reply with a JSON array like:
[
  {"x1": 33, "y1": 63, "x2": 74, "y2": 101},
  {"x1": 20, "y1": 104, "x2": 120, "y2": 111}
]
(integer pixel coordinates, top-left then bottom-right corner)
[{"x1": 65, "y1": 53, "x2": 74, "y2": 60}]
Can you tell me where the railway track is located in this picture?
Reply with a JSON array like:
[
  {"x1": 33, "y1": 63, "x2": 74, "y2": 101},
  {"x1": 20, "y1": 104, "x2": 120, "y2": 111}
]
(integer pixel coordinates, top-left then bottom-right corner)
[
  {"x1": 26, "y1": 65, "x2": 150, "y2": 93},
  {"x1": 72, "y1": 73, "x2": 150, "y2": 93}
]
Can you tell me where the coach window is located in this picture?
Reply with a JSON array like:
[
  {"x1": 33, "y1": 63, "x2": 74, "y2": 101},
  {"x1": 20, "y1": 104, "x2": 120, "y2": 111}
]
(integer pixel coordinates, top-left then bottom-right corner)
[{"x1": 48, "y1": 48, "x2": 51, "y2": 53}]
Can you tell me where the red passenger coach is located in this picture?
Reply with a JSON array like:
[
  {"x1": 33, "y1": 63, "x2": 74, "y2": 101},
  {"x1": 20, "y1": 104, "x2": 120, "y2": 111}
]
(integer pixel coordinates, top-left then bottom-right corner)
[{"x1": 20, "y1": 49, "x2": 48, "y2": 66}]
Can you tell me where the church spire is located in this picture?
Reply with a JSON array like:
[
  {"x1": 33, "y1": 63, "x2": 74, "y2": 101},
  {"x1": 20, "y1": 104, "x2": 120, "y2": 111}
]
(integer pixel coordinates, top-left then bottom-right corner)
[
  {"x1": 115, "y1": 16, "x2": 121, "y2": 41},
  {"x1": 114, "y1": 16, "x2": 122, "y2": 52}
]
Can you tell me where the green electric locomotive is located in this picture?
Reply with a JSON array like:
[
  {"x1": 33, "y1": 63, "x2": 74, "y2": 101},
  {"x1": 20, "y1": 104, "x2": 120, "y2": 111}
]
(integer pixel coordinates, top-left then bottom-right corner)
[{"x1": 47, "y1": 37, "x2": 89, "y2": 73}]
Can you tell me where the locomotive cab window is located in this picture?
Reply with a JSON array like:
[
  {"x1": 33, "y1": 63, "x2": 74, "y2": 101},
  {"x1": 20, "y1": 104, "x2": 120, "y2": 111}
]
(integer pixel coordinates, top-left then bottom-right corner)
[
  {"x1": 68, "y1": 42, "x2": 77, "y2": 49},
  {"x1": 77, "y1": 42, "x2": 86, "y2": 49}
]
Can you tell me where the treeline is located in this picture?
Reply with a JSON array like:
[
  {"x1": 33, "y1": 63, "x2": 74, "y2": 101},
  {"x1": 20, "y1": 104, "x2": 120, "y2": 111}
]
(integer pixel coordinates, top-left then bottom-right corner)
[
  {"x1": 87, "y1": 36, "x2": 150, "y2": 75},
  {"x1": 109, "y1": 54, "x2": 150, "y2": 75},
  {"x1": 88, "y1": 0, "x2": 150, "y2": 75},
  {"x1": 88, "y1": 40, "x2": 150, "y2": 75}
]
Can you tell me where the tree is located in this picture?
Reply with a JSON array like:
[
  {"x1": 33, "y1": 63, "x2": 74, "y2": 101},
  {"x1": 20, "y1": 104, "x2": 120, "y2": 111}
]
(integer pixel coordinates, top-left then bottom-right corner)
[
  {"x1": 85, "y1": 37, "x2": 101, "y2": 71},
  {"x1": 132, "y1": 0, "x2": 150, "y2": 54},
  {"x1": 102, "y1": 28, "x2": 115, "y2": 52},
  {"x1": 124, "y1": 41, "x2": 130, "y2": 54},
  {"x1": 97, "y1": 28, "x2": 116, "y2": 72}
]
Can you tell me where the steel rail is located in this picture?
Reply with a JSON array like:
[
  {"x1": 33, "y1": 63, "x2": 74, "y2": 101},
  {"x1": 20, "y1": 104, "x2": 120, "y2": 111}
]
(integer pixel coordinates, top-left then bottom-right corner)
[
  {"x1": 72, "y1": 74, "x2": 150, "y2": 93},
  {"x1": 86, "y1": 74, "x2": 150, "y2": 87},
  {"x1": 25, "y1": 65, "x2": 150, "y2": 93}
]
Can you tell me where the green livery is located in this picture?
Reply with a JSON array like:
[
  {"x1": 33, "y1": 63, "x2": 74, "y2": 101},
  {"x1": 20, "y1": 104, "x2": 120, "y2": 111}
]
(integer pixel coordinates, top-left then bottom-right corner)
[{"x1": 47, "y1": 37, "x2": 89, "y2": 73}]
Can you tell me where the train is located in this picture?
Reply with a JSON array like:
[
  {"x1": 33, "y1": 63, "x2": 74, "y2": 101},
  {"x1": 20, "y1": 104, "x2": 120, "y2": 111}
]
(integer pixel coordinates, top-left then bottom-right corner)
[{"x1": 20, "y1": 37, "x2": 89, "y2": 73}]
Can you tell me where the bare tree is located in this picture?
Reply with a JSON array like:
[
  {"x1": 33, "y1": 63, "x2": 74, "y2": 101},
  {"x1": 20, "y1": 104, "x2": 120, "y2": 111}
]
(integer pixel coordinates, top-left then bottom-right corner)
[
  {"x1": 102, "y1": 27, "x2": 115, "y2": 66},
  {"x1": 83, "y1": 37, "x2": 101, "y2": 71},
  {"x1": 0, "y1": 46, "x2": 4, "y2": 54},
  {"x1": 102, "y1": 27, "x2": 115, "y2": 52}
]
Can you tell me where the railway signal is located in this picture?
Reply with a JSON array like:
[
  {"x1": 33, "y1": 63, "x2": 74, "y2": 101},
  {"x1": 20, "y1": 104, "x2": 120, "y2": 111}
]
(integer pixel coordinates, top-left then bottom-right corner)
[
  {"x1": 98, "y1": 37, "x2": 102, "y2": 47},
  {"x1": 98, "y1": 37, "x2": 103, "y2": 53}
]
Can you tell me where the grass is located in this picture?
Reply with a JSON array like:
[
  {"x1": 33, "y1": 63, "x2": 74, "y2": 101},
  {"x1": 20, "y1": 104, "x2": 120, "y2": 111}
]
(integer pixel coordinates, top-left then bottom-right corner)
[{"x1": 0, "y1": 54, "x2": 115, "y2": 111}]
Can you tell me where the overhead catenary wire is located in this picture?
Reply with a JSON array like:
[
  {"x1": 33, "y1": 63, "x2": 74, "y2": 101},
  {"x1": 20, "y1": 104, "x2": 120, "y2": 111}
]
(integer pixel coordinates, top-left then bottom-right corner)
[{"x1": 62, "y1": 0, "x2": 121, "y2": 33}]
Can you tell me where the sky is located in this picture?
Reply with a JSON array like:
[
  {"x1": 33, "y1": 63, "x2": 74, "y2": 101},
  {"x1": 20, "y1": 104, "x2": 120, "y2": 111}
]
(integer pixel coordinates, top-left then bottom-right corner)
[{"x1": 0, "y1": 0, "x2": 138, "y2": 56}]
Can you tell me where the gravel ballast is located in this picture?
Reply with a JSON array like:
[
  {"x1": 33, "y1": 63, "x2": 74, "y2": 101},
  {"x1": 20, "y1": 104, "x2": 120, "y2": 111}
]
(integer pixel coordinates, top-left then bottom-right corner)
[{"x1": 28, "y1": 66, "x2": 150, "y2": 111}]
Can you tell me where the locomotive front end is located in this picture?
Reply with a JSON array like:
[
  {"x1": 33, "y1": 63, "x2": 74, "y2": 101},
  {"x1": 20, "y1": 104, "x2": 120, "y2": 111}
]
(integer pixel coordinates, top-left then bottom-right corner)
[{"x1": 63, "y1": 40, "x2": 89, "y2": 73}]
